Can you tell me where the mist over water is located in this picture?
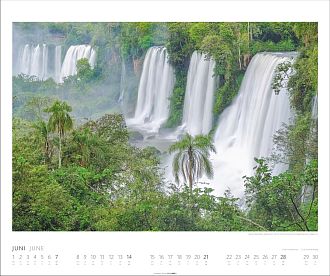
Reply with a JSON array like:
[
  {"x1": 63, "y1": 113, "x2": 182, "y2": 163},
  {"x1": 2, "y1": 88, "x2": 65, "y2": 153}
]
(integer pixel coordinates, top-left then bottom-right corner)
[{"x1": 118, "y1": 58, "x2": 126, "y2": 104}]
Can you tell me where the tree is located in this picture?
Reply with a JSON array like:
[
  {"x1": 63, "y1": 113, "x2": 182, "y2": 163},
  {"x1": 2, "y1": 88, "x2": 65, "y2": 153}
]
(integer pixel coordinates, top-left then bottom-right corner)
[
  {"x1": 244, "y1": 158, "x2": 318, "y2": 231},
  {"x1": 76, "y1": 58, "x2": 94, "y2": 82},
  {"x1": 271, "y1": 114, "x2": 317, "y2": 174},
  {"x1": 44, "y1": 100, "x2": 73, "y2": 168},
  {"x1": 71, "y1": 128, "x2": 96, "y2": 167},
  {"x1": 169, "y1": 134, "x2": 216, "y2": 191},
  {"x1": 24, "y1": 96, "x2": 53, "y2": 121},
  {"x1": 120, "y1": 22, "x2": 154, "y2": 59},
  {"x1": 166, "y1": 23, "x2": 194, "y2": 70},
  {"x1": 32, "y1": 120, "x2": 52, "y2": 164}
]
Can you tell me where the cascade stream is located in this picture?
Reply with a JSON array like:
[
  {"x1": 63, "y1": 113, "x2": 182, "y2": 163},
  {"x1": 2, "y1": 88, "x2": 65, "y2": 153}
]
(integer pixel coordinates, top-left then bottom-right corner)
[
  {"x1": 15, "y1": 44, "x2": 96, "y2": 83},
  {"x1": 181, "y1": 51, "x2": 217, "y2": 136},
  {"x1": 15, "y1": 43, "x2": 297, "y2": 199},
  {"x1": 60, "y1": 45, "x2": 96, "y2": 82},
  {"x1": 209, "y1": 52, "x2": 296, "y2": 197},
  {"x1": 17, "y1": 44, "x2": 49, "y2": 80},
  {"x1": 127, "y1": 46, "x2": 175, "y2": 134}
]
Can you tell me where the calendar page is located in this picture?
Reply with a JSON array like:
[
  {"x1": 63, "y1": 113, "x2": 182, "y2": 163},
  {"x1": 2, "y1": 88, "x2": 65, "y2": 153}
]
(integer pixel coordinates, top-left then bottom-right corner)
[{"x1": 1, "y1": 1, "x2": 329, "y2": 275}]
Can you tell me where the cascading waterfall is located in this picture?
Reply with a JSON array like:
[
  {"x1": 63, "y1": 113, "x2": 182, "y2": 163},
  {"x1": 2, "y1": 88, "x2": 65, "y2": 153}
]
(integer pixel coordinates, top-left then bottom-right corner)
[
  {"x1": 29, "y1": 45, "x2": 42, "y2": 77},
  {"x1": 18, "y1": 44, "x2": 49, "y2": 80},
  {"x1": 90, "y1": 48, "x2": 97, "y2": 68},
  {"x1": 60, "y1": 45, "x2": 96, "y2": 82},
  {"x1": 41, "y1": 44, "x2": 48, "y2": 79},
  {"x1": 127, "y1": 46, "x2": 175, "y2": 133},
  {"x1": 54, "y1": 45, "x2": 62, "y2": 83},
  {"x1": 181, "y1": 51, "x2": 217, "y2": 136},
  {"x1": 16, "y1": 44, "x2": 96, "y2": 83},
  {"x1": 162, "y1": 51, "x2": 217, "y2": 183},
  {"x1": 312, "y1": 94, "x2": 318, "y2": 120},
  {"x1": 19, "y1": 44, "x2": 31, "y2": 75},
  {"x1": 210, "y1": 52, "x2": 296, "y2": 198}
]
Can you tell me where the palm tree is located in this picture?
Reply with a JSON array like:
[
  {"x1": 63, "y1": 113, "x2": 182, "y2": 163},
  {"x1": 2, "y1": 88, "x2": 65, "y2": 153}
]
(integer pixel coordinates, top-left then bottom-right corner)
[
  {"x1": 169, "y1": 133, "x2": 216, "y2": 191},
  {"x1": 44, "y1": 100, "x2": 73, "y2": 168},
  {"x1": 33, "y1": 120, "x2": 51, "y2": 163}
]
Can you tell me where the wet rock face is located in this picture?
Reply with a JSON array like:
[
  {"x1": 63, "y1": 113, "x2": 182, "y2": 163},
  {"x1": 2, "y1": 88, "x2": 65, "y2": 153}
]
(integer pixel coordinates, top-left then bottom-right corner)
[{"x1": 132, "y1": 57, "x2": 143, "y2": 77}]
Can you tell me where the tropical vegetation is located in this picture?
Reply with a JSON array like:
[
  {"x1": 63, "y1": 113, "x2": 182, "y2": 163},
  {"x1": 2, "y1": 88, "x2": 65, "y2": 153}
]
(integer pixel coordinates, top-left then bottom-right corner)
[{"x1": 12, "y1": 22, "x2": 317, "y2": 231}]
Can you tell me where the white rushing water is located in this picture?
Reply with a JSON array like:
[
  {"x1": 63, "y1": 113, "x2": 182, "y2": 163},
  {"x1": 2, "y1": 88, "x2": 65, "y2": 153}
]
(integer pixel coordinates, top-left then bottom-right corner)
[
  {"x1": 209, "y1": 52, "x2": 296, "y2": 198},
  {"x1": 180, "y1": 51, "x2": 217, "y2": 136},
  {"x1": 18, "y1": 44, "x2": 49, "y2": 80},
  {"x1": 60, "y1": 45, "x2": 96, "y2": 82},
  {"x1": 312, "y1": 94, "x2": 318, "y2": 120},
  {"x1": 16, "y1": 44, "x2": 96, "y2": 83},
  {"x1": 54, "y1": 45, "x2": 62, "y2": 83},
  {"x1": 127, "y1": 46, "x2": 175, "y2": 133}
]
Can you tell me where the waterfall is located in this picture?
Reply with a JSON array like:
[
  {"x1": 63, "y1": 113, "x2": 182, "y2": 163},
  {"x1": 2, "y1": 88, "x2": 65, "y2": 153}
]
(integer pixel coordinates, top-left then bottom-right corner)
[
  {"x1": 312, "y1": 94, "x2": 318, "y2": 120},
  {"x1": 127, "y1": 46, "x2": 175, "y2": 133},
  {"x1": 118, "y1": 58, "x2": 126, "y2": 103},
  {"x1": 41, "y1": 44, "x2": 48, "y2": 79},
  {"x1": 54, "y1": 45, "x2": 62, "y2": 83},
  {"x1": 16, "y1": 44, "x2": 64, "y2": 82},
  {"x1": 29, "y1": 45, "x2": 42, "y2": 77},
  {"x1": 181, "y1": 51, "x2": 217, "y2": 136},
  {"x1": 19, "y1": 44, "x2": 31, "y2": 75},
  {"x1": 18, "y1": 44, "x2": 49, "y2": 80},
  {"x1": 60, "y1": 45, "x2": 96, "y2": 82},
  {"x1": 210, "y1": 52, "x2": 296, "y2": 198},
  {"x1": 16, "y1": 44, "x2": 95, "y2": 83}
]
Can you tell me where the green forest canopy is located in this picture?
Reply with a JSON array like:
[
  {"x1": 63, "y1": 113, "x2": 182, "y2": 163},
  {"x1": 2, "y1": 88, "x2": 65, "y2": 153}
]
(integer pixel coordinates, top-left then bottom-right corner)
[{"x1": 12, "y1": 22, "x2": 318, "y2": 231}]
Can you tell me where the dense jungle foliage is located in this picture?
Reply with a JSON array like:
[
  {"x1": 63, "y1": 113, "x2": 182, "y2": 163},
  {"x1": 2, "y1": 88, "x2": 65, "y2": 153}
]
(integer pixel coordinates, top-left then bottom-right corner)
[{"x1": 12, "y1": 22, "x2": 317, "y2": 231}]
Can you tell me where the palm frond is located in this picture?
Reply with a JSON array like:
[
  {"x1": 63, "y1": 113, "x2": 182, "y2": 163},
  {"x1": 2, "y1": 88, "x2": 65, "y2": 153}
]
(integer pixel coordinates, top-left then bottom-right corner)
[
  {"x1": 169, "y1": 132, "x2": 216, "y2": 189},
  {"x1": 168, "y1": 134, "x2": 192, "y2": 153},
  {"x1": 194, "y1": 134, "x2": 216, "y2": 153},
  {"x1": 172, "y1": 152, "x2": 181, "y2": 184},
  {"x1": 200, "y1": 153, "x2": 214, "y2": 179}
]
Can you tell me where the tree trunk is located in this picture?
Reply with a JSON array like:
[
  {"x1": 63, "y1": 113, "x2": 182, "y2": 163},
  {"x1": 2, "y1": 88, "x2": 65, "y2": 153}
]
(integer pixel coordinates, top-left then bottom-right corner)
[
  {"x1": 188, "y1": 170, "x2": 193, "y2": 191},
  {"x1": 188, "y1": 147, "x2": 193, "y2": 191},
  {"x1": 44, "y1": 139, "x2": 50, "y2": 164},
  {"x1": 290, "y1": 196, "x2": 309, "y2": 231}
]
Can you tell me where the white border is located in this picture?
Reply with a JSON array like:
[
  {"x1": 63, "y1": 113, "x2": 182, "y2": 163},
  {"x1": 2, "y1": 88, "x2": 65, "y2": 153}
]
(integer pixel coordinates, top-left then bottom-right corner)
[{"x1": 1, "y1": 1, "x2": 329, "y2": 275}]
